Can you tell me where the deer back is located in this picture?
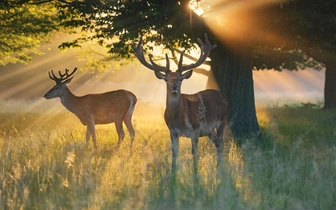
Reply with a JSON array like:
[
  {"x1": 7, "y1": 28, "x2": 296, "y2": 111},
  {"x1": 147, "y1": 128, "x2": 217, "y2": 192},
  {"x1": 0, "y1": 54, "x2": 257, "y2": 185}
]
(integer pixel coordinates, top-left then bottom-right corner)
[
  {"x1": 44, "y1": 68, "x2": 137, "y2": 126},
  {"x1": 68, "y1": 90, "x2": 137, "y2": 125}
]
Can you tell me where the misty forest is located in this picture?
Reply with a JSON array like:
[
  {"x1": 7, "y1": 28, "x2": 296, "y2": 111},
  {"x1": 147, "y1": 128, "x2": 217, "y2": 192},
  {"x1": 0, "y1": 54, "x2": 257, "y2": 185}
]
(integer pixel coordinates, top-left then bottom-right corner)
[{"x1": 0, "y1": 0, "x2": 336, "y2": 209}]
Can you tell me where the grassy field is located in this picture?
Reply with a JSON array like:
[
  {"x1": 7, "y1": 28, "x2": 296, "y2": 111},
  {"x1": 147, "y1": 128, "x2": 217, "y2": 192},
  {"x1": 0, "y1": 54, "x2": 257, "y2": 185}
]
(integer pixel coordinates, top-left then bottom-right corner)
[{"x1": 0, "y1": 101, "x2": 335, "y2": 209}]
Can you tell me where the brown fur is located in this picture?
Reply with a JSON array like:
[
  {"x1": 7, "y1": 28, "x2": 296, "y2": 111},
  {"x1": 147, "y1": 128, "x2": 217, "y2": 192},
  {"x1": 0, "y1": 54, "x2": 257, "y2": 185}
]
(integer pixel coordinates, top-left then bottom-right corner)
[{"x1": 44, "y1": 69, "x2": 137, "y2": 148}]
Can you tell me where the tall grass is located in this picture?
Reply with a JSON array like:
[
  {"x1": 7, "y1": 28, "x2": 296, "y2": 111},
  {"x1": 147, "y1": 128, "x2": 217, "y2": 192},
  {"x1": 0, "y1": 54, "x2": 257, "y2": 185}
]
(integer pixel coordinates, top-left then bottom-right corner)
[{"x1": 0, "y1": 102, "x2": 335, "y2": 209}]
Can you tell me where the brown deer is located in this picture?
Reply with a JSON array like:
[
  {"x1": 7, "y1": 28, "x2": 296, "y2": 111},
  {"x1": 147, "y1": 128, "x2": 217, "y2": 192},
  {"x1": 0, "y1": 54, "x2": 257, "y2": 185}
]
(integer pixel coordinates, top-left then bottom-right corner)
[
  {"x1": 131, "y1": 34, "x2": 228, "y2": 171},
  {"x1": 43, "y1": 67, "x2": 137, "y2": 148}
]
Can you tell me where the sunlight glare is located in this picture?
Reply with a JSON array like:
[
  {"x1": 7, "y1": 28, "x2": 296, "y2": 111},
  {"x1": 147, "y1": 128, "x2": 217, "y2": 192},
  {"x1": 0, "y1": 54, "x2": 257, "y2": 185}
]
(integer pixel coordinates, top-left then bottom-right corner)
[
  {"x1": 191, "y1": 0, "x2": 289, "y2": 48},
  {"x1": 189, "y1": 0, "x2": 205, "y2": 16}
]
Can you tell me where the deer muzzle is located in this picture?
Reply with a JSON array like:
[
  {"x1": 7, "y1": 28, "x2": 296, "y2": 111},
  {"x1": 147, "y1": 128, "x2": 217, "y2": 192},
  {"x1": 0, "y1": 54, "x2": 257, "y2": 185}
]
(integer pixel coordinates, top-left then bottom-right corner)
[
  {"x1": 43, "y1": 93, "x2": 51, "y2": 99},
  {"x1": 43, "y1": 90, "x2": 55, "y2": 100},
  {"x1": 171, "y1": 86, "x2": 179, "y2": 95}
]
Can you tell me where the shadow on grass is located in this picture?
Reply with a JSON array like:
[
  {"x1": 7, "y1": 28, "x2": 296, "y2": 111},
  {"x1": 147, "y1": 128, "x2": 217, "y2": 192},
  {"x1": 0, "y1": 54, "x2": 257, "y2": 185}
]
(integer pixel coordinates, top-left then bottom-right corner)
[{"x1": 228, "y1": 106, "x2": 336, "y2": 209}]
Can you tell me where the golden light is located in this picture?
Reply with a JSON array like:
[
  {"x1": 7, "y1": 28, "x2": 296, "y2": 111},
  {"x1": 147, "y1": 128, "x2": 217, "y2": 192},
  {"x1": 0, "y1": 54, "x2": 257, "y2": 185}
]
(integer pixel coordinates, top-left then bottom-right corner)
[
  {"x1": 0, "y1": 4, "x2": 326, "y2": 208},
  {"x1": 0, "y1": 35, "x2": 324, "y2": 116},
  {"x1": 253, "y1": 69, "x2": 324, "y2": 106},
  {"x1": 191, "y1": 0, "x2": 289, "y2": 49},
  {"x1": 187, "y1": 0, "x2": 324, "y2": 107},
  {"x1": 189, "y1": 0, "x2": 205, "y2": 16},
  {"x1": 0, "y1": 7, "x2": 324, "y2": 125}
]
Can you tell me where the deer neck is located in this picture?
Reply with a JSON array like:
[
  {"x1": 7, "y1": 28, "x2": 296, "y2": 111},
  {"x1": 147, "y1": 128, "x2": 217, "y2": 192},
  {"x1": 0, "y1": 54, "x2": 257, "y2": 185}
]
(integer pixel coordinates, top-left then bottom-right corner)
[
  {"x1": 165, "y1": 92, "x2": 184, "y2": 121},
  {"x1": 60, "y1": 87, "x2": 78, "y2": 113}
]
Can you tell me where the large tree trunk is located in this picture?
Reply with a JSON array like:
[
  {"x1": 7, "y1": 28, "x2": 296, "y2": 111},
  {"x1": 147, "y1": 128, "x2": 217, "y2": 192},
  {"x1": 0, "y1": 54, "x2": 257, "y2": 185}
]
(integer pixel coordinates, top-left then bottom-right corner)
[
  {"x1": 210, "y1": 43, "x2": 260, "y2": 138},
  {"x1": 324, "y1": 61, "x2": 336, "y2": 109}
]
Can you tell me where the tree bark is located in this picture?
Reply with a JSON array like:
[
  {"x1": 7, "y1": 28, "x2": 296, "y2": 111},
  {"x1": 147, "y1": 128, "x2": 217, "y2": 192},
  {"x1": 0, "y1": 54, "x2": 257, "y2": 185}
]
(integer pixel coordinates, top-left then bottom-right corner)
[
  {"x1": 209, "y1": 43, "x2": 260, "y2": 138},
  {"x1": 324, "y1": 61, "x2": 336, "y2": 109}
]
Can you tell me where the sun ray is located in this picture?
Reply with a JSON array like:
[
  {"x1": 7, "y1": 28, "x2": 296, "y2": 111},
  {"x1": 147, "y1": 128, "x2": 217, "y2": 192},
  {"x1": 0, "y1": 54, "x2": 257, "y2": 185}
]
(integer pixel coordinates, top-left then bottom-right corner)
[
  {"x1": 253, "y1": 69, "x2": 324, "y2": 106},
  {"x1": 193, "y1": 0, "x2": 290, "y2": 49}
]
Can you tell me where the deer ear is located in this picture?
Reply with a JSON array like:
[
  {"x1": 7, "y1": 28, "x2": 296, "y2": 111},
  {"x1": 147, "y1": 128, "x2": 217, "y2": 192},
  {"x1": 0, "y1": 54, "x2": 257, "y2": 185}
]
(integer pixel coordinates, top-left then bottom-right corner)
[
  {"x1": 154, "y1": 71, "x2": 166, "y2": 80},
  {"x1": 182, "y1": 70, "x2": 193, "y2": 80}
]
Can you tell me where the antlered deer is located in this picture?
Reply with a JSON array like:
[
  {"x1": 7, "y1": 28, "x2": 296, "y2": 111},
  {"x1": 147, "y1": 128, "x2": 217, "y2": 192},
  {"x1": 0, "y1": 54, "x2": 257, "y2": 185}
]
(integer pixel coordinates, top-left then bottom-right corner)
[
  {"x1": 43, "y1": 67, "x2": 137, "y2": 148},
  {"x1": 131, "y1": 34, "x2": 228, "y2": 171}
]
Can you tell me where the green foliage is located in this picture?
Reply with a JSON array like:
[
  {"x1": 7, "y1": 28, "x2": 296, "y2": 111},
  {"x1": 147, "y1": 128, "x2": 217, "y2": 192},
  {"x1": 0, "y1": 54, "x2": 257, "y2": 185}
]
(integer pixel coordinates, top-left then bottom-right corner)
[
  {"x1": 0, "y1": 101, "x2": 336, "y2": 209},
  {"x1": 53, "y1": 0, "x2": 336, "y2": 71},
  {"x1": 253, "y1": 48, "x2": 323, "y2": 71},
  {"x1": 0, "y1": 1, "x2": 59, "y2": 65},
  {"x1": 249, "y1": 105, "x2": 336, "y2": 209},
  {"x1": 55, "y1": 0, "x2": 200, "y2": 58}
]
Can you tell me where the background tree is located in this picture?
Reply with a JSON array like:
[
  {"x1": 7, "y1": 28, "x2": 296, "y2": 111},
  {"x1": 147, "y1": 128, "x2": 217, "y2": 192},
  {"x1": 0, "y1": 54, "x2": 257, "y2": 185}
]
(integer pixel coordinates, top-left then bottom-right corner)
[
  {"x1": 0, "y1": 0, "x2": 59, "y2": 65},
  {"x1": 255, "y1": 0, "x2": 336, "y2": 109}
]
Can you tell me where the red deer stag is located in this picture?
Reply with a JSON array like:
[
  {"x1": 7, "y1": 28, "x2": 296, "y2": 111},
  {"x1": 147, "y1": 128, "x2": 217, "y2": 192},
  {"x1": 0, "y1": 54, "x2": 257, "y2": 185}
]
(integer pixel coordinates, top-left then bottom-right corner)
[
  {"x1": 43, "y1": 67, "x2": 137, "y2": 148},
  {"x1": 131, "y1": 34, "x2": 228, "y2": 171}
]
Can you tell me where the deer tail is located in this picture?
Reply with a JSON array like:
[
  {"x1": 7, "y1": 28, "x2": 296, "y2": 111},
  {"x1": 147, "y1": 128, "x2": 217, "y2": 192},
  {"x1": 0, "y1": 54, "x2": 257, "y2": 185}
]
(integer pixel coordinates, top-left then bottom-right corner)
[{"x1": 125, "y1": 94, "x2": 137, "y2": 119}]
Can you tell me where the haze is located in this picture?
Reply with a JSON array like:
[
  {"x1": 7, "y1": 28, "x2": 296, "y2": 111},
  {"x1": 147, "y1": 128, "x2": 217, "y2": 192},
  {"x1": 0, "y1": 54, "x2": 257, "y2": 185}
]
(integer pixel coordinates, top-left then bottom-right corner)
[{"x1": 0, "y1": 34, "x2": 324, "y2": 113}]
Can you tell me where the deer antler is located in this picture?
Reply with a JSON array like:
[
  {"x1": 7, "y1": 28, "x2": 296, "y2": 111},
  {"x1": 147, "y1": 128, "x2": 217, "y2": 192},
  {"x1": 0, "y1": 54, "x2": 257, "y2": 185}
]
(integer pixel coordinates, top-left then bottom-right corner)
[
  {"x1": 131, "y1": 36, "x2": 170, "y2": 73},
  {"x1": 177, "y1": 33, "x2": 217, "y2": 73},
  {"x1": 48, "y1": 67, "x2": 78, "y2": 84}
]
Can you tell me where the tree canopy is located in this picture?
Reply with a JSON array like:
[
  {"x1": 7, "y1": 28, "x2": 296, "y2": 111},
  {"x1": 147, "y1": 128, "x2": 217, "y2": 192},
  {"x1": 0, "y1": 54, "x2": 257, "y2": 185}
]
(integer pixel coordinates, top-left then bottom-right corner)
[
  {"x1": 0, "y1": 1, "x2": 59, "y2": 65},
  {"x1": 6, "y1": 0, "x2": 334, "y2": 73},
  {"x1": 56, "y1": 0, "x2": 199, "y2": 58},
  {"x1": 252, "y1": 0, "x2": 336, "y2": 71},
  {"x1": 51, "y1": 0, "x2": 336, "y2": 76}
]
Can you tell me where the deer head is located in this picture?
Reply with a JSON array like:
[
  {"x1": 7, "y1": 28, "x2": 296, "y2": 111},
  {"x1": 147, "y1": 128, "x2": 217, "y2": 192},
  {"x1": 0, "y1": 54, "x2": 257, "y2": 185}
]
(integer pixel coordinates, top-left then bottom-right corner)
[
  {"x1": 131, "y1": 34, "x2": 217, "y2": 96},
  {"x1": 44, "y1": 67, "x2": 78, "y2": 99}
]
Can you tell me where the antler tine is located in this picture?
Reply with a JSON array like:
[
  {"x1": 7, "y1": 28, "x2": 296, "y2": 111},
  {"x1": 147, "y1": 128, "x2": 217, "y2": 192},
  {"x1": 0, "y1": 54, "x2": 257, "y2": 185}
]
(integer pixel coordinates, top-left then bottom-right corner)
[
  {"x1": 178, "y1": 51, "x2": 185, "y2": 69},
  {"x1": 66, "y1": 67, "x2": 78, "y2": 78},
  {"x1": 148, "y1": 54, "x2": 170, "y2": 72},
  {"x1": 58, "y1": 68, "x2": 68, "y2": 79},
  {"x1": 47, "y1": 67, "x2": 77, "y2": 84},
  {"x1": 131, "y1": 36, "x2": 169, "y2": 73},
  {"x1": 178, "y1": 33, "x2": 217, "y2": 73},
  {"x1": 48, "y1": 70, "x2": 59, "y2": 83},
  {"x1": 48, "y1": 70, "x2": 63, "y2": 84},
  {"x1": 58, "y1": 67, "x2": 77, "y2": 79}
]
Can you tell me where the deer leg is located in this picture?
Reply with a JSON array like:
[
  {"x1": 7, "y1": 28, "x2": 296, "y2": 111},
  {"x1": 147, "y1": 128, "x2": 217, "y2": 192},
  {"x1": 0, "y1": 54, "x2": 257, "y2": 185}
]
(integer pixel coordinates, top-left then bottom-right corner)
[
  {"x1": 208, "y1": 128, "x2": 223, "y2": 166},
  {"x1": 191, "y1": 136, "x2": 199, "y2": 174},
  {"x1": 115, "y1": 121, "x2": 125, "y2": 144},
  {"x1": 86, "y1": 127, "x2": 91, "y2": 145},
  {"x1": 87, "y1": 122, "x2": 97, "y2": 148},
  {"x1": 123, "y1": 118, "x2": 135, "y2": 143},
  {"x1": 215, "y1": 122, "x2": 225, "y2": 164},
  {"x1": 170, "y1": 132, "x2": 179, "y2": 173}
]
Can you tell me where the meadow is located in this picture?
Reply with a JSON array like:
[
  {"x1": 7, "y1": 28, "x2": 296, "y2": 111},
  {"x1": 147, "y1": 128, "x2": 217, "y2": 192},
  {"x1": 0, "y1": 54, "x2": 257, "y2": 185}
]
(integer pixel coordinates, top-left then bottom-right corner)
[{"x1": 0, "y1": 100, "x2": 335, "y2": 209}]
